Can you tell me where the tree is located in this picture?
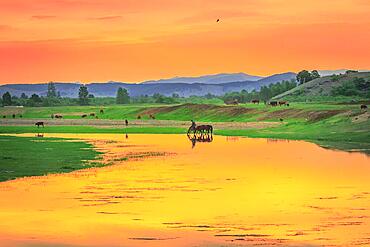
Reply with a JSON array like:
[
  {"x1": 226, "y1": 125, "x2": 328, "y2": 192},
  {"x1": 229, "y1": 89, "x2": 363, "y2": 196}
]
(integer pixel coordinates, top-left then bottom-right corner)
[
  {"x1": 78, "y1": 85, "x2": 89, "y2": 105},
  {"x1": 296, "y1": 70, "x2": 320, "y2": 84},
  {"x1": 2, "y1": 92, "x2": 12, "y2": 106},
  {"x1": 296, "y1": 70, "x2": 312, "y2": 84},
  {"x1": 20, "y1": 93, "x2": 28, "y2": 99},
  {"x1": 30, "y1": 94, "x2": 42, "y2": 103},
  {"x1": 116, "y1": 87, "x2": 130, "y2": 104},
  {"x1": 311, "y1": 70, "x2": 320, "y2": 80},
  {"x1": 47, "y1": 82, "x2": 57, "y2": 98}
]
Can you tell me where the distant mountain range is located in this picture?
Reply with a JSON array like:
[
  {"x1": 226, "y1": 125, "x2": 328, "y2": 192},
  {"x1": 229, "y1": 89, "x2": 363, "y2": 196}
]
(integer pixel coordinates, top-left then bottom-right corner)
[
  {"x1": 142, "y1": 73, "x2": 263, "y2": 84},
  {"x1": 0, "y1": 72, "x2": 297, "y2": 98}
]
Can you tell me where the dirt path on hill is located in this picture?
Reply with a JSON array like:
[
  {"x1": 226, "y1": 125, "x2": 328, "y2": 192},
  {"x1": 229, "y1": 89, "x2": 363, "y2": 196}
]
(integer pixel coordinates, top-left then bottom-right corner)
[{"x1": 0, "y1": 118, "x2": 280, "y2": 130}]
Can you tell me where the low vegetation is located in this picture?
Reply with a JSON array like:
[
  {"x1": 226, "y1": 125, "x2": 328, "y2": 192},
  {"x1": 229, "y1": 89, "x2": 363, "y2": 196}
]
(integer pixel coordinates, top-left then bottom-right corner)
[{"x1": 0, "y1": 135, "x2": 102, "y2": 182}]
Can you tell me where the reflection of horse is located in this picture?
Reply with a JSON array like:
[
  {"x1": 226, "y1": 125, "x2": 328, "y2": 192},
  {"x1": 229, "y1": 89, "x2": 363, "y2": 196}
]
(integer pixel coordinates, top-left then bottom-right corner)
[
  {"x1": 35, "y1": 133, "x2": 44, "y2": 138},
  {"x1": 187, "y1": 133, "x2": 213, "y2": 148}
]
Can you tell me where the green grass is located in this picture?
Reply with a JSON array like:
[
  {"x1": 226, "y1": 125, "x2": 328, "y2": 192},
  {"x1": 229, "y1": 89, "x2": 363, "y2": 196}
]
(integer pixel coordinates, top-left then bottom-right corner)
[
  {"x1": 0, "y1": 135, "x2": 102, "y2": 182},
  {"x1": 0, "y1": 126, "x2": 186, "y2": 134},
  {"x1": 0, "y1": 102, "x2": 358, "y2": 121},
  {"x1": 1, "y1": 102, "x2": 369, "y2": 153}
]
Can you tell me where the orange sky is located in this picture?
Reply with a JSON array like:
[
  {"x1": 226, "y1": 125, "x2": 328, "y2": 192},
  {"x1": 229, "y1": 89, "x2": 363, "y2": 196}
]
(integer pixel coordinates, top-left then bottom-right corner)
[{"x1": 0, "y1": 0, "x2": 369, "y2": 84}]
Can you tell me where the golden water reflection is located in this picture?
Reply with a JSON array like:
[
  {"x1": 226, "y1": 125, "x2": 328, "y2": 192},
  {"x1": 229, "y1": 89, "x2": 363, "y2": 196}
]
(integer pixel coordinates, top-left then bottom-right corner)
[{"x1": 0, "y1": 134, "x2": 369, "y2": 246}]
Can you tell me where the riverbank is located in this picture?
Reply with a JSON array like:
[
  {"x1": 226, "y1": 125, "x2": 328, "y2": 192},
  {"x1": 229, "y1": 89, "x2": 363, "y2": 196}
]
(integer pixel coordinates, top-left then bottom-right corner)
[{"x1": 0, "y1": 135, "x2": 102, "y2": 182}]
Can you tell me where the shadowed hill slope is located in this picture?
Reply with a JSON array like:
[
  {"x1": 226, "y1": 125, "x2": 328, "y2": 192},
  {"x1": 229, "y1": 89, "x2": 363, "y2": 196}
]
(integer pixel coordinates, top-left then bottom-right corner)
[{"x1": 273, "y1": 72, "x2": 370, "y2": 101}]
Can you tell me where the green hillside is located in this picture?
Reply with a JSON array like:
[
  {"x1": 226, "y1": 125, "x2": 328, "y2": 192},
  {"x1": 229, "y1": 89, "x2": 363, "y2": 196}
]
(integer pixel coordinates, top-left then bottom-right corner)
[{"x1": 273, "y1": 71, "x2": 370, "y2": 102}]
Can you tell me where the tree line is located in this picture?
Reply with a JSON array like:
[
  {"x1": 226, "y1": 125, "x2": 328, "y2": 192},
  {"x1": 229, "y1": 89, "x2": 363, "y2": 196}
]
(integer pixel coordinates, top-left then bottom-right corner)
[{"x1": 222, "y1": 79, "x2": 297, "y2": 103}]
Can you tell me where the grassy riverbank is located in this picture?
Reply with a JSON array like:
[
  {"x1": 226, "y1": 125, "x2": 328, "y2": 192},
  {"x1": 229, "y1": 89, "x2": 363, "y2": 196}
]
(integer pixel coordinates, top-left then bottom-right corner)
[
  {"x1": 1, "y1": 102, "x2": 369, "y2": 154},
  {"x1": 0, "y1": 135, "x2": 102, "y2": 182}
]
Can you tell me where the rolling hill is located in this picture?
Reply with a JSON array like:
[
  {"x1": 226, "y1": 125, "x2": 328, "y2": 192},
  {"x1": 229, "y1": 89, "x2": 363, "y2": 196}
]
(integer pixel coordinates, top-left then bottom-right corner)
[{"x1": 273, "y1": 72, "x2": 370, "y2": 100}]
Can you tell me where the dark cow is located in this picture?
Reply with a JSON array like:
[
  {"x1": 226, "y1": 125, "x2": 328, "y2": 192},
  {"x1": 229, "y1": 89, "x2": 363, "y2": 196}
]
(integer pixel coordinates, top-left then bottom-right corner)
[
  {"x1": 269, "y1": 101, "x2": 278, "y2": 106},
  {"x1": 81, "y1": 114, "x2": 87, "y2": 118},
  {"x1": 35, "y1": 122, "x2": 44, "y2": 128},
  {"x1": 3, "y1": 115, "x2": 6, "y2": 118},
  {"x1": 251, "y1": 99, "x2": 260, "y2": 104},
  {"x1": 361, "y1": 104, "x2": 368, "y2": 110},
  {"x1": 12, "y1": 114, "x2": 15, "y2": 118},
  {"x1": 125, "y1": 119, "x2": 129, "y2": 126},
  {"x1": 137, "y1": 115, "x2": 141, "y2": 119},
  {"x1": 54, "y1": 114, "x2": 63, "y2": 119},
  {"x1": 89, "y1": 113, "x2": 95, "y2": 117},
  {"x1": 100, "y1": 109, "x2": 104, "y2": 114}
]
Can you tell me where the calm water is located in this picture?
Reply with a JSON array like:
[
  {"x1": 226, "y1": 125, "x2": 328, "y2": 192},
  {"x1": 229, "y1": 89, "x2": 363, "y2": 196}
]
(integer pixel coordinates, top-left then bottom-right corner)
[{"x1": 0, "y1": 134, "x2": 369, "y2": 247}]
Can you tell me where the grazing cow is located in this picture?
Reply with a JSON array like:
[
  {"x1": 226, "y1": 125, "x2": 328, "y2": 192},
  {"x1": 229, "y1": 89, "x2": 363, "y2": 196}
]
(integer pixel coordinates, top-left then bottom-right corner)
[
  {"x1": 279, "y1": 101, "x2": 288, "y2": 106},
  {"x1": 81, "y1": 114, "x2": 87, "y2": 118},
  {"x1": 100, "y1": 109, "x2": 104, "y2": 114},
  {"x1": 279, "y1": 118, "x2": 284, "y2": 122},
  {"x1": 89, "y1": 113, "x2": 95, "y2": 117},
  {"x1": 137, "y1": 115, "x2": 141, "y2": 119},
  {"x1": 251, "y1": 99, "x2": 260, "y2": 104},
  {"x1": 12, "y1": 114, "x2": 15, "y2": 118},
  {"x1": 269, "y1": 101, "x2": 278, "y2": 106},
  {"x1": 35, "y1": 122, "x2": 44, "y2": 128},
  {"x1": 360, "y1": 104, "x2": 368, "y2": 110},
  {"x1": 54, "y1": 114, "x2": 63, "y2": 119},
  {"x1": 125, "y1": 119, "x2": 128, "y2": 126}
]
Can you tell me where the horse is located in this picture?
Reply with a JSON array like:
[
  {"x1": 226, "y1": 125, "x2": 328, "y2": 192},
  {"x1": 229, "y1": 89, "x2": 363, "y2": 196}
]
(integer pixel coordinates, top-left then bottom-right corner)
[
  {"x1": 35, "y1": 122, "x2": 44, "y2": 128},
  {"x1": 251, "y1": 99, "x2": 260, "y2": 104},
  {"x1": 269, "y1": 101, "x2": 278, "y2": 106},
  {"x1": 100, "y1": 109, "x2": 104, "y2": 114},
  {"x1": 89, "y1": 113, "x2": 95, "y2": 117},
  {"x1": 360, "y1": 104, "x2": 368, "y2": 110},
  {"x1": 54, "y1": 114, "x2": 63, "y2": 119},
  {"x1": 195, "y1": 125, "x2": 213, "y2": 136},
  {"x1": 278, "y1": 101, "x2": 288, "y2": 106},
  {"x1": 125, "y1": 119, "x2": 129, "y2": 126}
]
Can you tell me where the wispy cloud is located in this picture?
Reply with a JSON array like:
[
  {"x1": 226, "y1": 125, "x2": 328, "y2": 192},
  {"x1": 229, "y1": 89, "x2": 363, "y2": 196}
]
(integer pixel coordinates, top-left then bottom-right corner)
[
  {"x1": 89, "y1": 15, "x2": 122, "y2": 21},
  {"x1": 31, "y1": 15, "x2": 57, "y2": 19}
]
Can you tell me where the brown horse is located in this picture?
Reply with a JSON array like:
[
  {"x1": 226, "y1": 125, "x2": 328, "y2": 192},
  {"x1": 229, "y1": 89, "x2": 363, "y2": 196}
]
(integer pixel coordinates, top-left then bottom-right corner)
[
  {"x1": 35, "y1": 122, "x2": 44, "y2": 128},
  {"x1": 195, "y1": 125, "x2": 213, "y2": 135}
]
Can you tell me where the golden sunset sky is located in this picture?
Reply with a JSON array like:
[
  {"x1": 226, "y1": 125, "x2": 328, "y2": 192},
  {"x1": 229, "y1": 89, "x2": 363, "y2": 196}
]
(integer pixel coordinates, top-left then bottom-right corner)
[{"x1": 0, "y1": 0, "x2": 369, "y2": 84}]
